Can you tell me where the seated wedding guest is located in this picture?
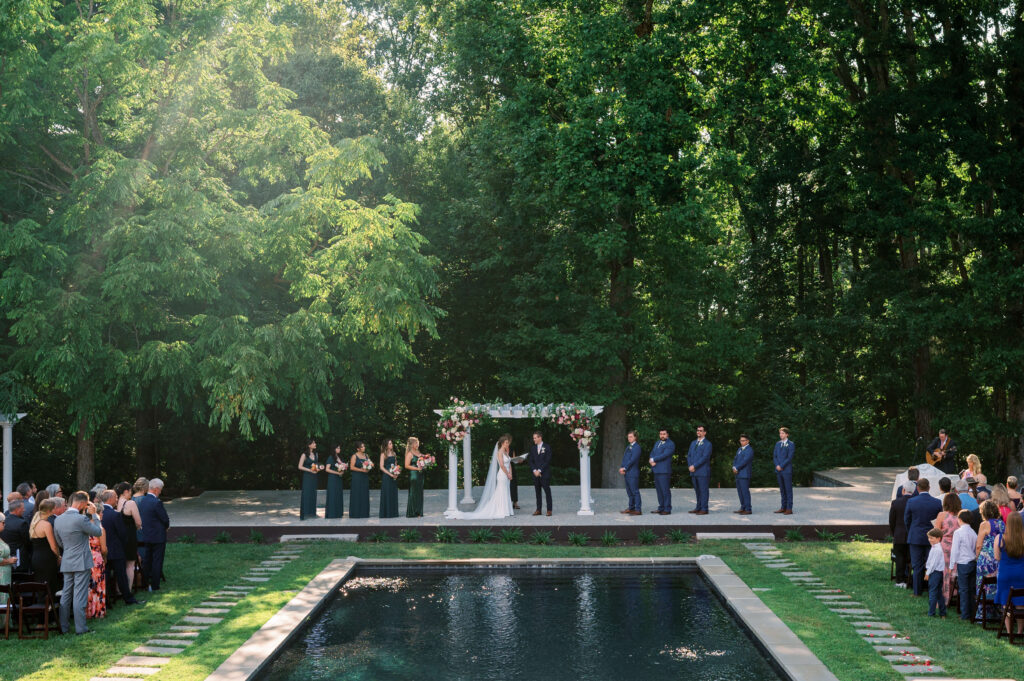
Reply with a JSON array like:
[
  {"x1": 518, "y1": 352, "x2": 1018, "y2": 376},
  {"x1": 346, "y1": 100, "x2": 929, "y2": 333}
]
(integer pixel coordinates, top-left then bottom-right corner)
[
  {"x1": 55, "y1": 491, "x2": 102, "y2": 635},
  {"x1": 1008, "y1": 476, "x2": 1023, "y2": 511},
  {"x1": 29, "y1": 499, "x2": 62, "y2": 597},
  {"x1": 100, "y1": 490, "x2": 139, "y2": 606},
  {"x1": 962, "y1": 454, "x2": 987, "y2": 487},
  {"x1": 137, "y1": 478, "x2": 169, "y2": 591},
  {"x1": 991, "y1": 484, "x2": 1014, "y2": 524},
  {"x1": 114, "y1": 482, "x2": 142, "y2": 590},
  {"x1": 925, "y1": 528, "x2": 947, "y2": 617},
  {"x1": 379, "y1": 439, "x2": 400, "y2": 519},
  {"x1": 0, "y1": 497, "x2": 31, "y2": 578},
  {"x1": 956, "y1": 478, "x2": 979, "y2": 512},
  {"x1": 890, "y1": 480, "x2": 917, "y2": 587},
  {"x1": 995, "y1": 511, "x2": 1024, "y2": 635},
  {"x1": 348, "y1": 442, "x2": 371, "y2": 519},
  {"x1": 897, "y1": 467, "x2": 921, "y2": 498},
  {"x1": 950, "y1": 509, "x2": 978, "y2": 620},
  {"x1": 906, "y1": 478, "x2": 942, "y2": 596},
  {"x1": 0, "y1": 513, "x2": 19, "y2": 587},
  {"x1": 933, "y1": 492, "x2": 961, "y2": 606},
  {"x1": 975, "y1": 499, "x2": 1005, "y2": 620}
]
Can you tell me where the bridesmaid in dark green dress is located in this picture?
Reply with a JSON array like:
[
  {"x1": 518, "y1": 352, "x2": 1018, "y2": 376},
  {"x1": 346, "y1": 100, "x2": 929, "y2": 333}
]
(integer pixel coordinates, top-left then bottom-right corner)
[
  {"x1": 348, "y1": 442, "x2": 372, "y2": 519},
  {"x1": 325, "y1": 444, "x2": 347, "y2": 519},
  {"x1": 379, "y1": 439, "x2": 400, "y2": 518},
  {"x1": 405, "y1": 436, "x2": 425, "y2": 518},
  {"x1": 298, "y1": 439, "x2": 322, "y2": 520}
]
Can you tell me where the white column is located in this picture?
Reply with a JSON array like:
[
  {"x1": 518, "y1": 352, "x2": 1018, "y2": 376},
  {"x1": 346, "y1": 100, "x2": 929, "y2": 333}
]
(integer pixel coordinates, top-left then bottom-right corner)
[
  {"x1": 578, "y1": 445, "x2": 594, "y2": 515},
  {"x1": 461, "y1": 428, "x2": 475, "y2": 505},
  {"x1": 446, "y1": 444, "x2": 458, "y2": 514},
  {"x1": 1, "y1": 413, "x2": 25, "y2": 512}
]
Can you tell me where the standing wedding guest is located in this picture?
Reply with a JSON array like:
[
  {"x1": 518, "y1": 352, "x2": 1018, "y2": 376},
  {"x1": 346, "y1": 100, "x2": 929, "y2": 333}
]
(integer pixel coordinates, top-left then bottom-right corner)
[
  {"x1": 86, "y1": 502, "x2": 107, "y2": 619},
  {"x1": 955, "y1": 478, "x2": 979, "y2": 512},
  {"x1": 732, "y1": 435, "x2": 754, "y2": 515},
  {"x1": 0, "y1": 514, "x2": 18, "y2": 587},
  {"x1": 54, "y1": 491, "x2": 102, "y2": 635},
  {"x1": 890, "y1": 480, "x2": 917, "y2": 587},
  {"x1": 932, "y1": 492, "x2": 961, "y2": 606},
  {"x1": 115, "y1": 482, "x2": 142, "y2": 590},
  {"x1": 975, "y1": 499, "x2": 1005, "y2": 620},
  {"x1": 405, "y1": 437, "x2": 425, "y2": 518},
  {"x1": 961, "y1": 454, "x2": 987, "y2": 487},
  {"x1": 773, "y1": 427, "x2": 795, "y2": 515},
  {"x1": 647, "y1": 428, "x2": 675, "y2": 515},
  {"x1": 379, "y1": 439, "x2": 400, "y2": 518},
  {"x1": 348, "y1": 442, "x2": 372, "y2": 519},
  {"x1": 927, "y1": 428, "x2": 957, "y2": 475},
  {"x1": 529, "y1": 431, "x2": 554, "y2": 516},
  {"x1": 298, "y1": 439, "x2": 322, "y2": 520},
  {"x1": 991, "y1": 484, "x2": 1014, "y2": 524},
  {"x1": 0, "y1": 497, "x2": 31, "y2": 577},
  {"x1": 950, "y1": 509, "x2": 978, "y2": 620},
  {"x1": 896, "y1": 467, "x2": 921, "y2": 498},
  {"x1": 925, "y1": 528, "x2": 947, "y2": 617},
  {"x1": 995, "y1": 511, "x2": 1024, "y2": 636},
  {"x1": 29, "y1": 499, "x2": 61, "y2": 597},
  {"x1": 137, "y1": 479, "x2": 169, "y2": 591},
  {"x1": 684, "y1": 426, "x2": 710, "y2": 515},
  {"x1": 100, "y1": 490, "x2": 139, "y2": 607},
  {"x1": 905, "y1": 478, "x2": 942, "y2": 596},
  {"x1": 17, "y1": 482, "x2": 36, "y2": 518},
  {"x1": 1007, "y1": 476, "x2": 1023, "y2": 511},
  {"x1": 45, "y1": 483, "x2": 63, "y2": 499},
  {"x1": 619, "y1": 430, "x2": 642, "y2": 516},
  {"x1": 325, "y1": 444, "x2": 347, "y2": 520}
]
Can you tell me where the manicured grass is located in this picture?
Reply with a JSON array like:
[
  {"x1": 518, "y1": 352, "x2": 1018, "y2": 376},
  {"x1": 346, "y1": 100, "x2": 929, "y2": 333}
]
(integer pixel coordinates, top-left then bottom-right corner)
[{"x1": 3, "y1": 540, "x2": 1020, "y2": 681}]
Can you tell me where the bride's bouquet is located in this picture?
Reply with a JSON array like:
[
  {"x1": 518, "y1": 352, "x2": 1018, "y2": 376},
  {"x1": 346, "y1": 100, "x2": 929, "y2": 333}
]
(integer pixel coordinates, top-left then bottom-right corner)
[
  {"x1": 417, "y1": 454, "x2": 437, "y2": 470},
  {"x1": 387, "y1": 463, "x2": 402, "y2": 477}
]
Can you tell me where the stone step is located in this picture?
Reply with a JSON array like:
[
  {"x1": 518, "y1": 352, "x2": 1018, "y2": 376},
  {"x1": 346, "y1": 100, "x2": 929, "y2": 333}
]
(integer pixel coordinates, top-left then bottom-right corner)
[
  {"x1": 159, "y1": 631, "x2": 200, "y2": 638},
  {"x1": 200, "y1": 601, "x2": 238, "y2": 607},
  {"x1": 852, "y1": 621, "x2": 894, "y2": 629},
  {"x1": 697, "y1": 532, "x2": 776, "y2": 540},
  {"x1": 893, "y1": 665, "x2": 945, "y2": 674},
  {"x1": 133, "y1": 646, "x2": 185, "y2": 656},
  {"x1": 857, "y1": 628, "x2": 900, "y2": 637},
  {"x1": 209, "y1": 593, "x2": 244, "y2": 599},
  {"x1": 807, "y1": 589, "x2": 844, "y2": 593},
  {"x1": 764, "y1": 563, "x2": 797, "y2": 569},
  {"x1": 169, "y1": 624, "x2": 209, "y2": 631},
  {"x1": 240, "y1": 577, "x2": 269, "y2": 582},
  {"x1": 782, "y1": 571, "x2": 814, "y2": 577},
  {"x1": 743, "y1": 543, "x2": 777, "y2": 549},
  {"x1": 261, "y1": 560, "x2": 288, "y2": 566},
  {"x1": 146, "y1": 638, "x2": 191, "y2": 646},
  {"x1": 181, "y1": 616, "x2": 223, "y2": 625},
  {"x1": 885, "y1": 655, "x2": 934, "y2": 664},
  {"x1": 115, "y1": 657, "x2": 170, "y2": 667},
  {"x1": 190, "y1": 607, "x2": 230, "y2": 615},
  {"x1": 815, "y1": 595, "x2": 854, "y2": 600},
  {"x1": 91, "y1": 677, "x2": 149, "y2": 681},
  {"x1": 280, "y1": 534, "x2": 354, "y2": 542},
  {"x1": 871, "y1": 646, "x2": 923, "y2": 654},
  {"x1": 106, "y1": 667, "x2": 161, "y2": 676},
  {"x1": 832, "y1": 608, "x2": 872, "y2": 614},
  {"x1": 865, "y1": 635, "x2": 910, "y2": 644}
]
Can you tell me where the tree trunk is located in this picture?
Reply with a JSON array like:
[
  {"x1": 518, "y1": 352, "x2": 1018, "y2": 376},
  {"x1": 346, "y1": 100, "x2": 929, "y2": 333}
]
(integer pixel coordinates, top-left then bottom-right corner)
[
  {"x1": 600, "y1": 403, "x2": 627, "y2": 489},
  {"x1": 135, "y1": 407, "x2": 159, "y2": 478},
  {"x1": 912, "y1": 345, "x2": 931, "y2": 439},
  {"x1": 76, "y1": 420, "x2": 95, "y2": 491}
]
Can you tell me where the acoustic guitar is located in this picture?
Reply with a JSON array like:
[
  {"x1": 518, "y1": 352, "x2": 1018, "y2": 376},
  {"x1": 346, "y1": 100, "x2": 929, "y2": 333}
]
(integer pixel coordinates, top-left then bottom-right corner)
[{"x1": 926, "y1": 440, "x2": 954, "y2": 467}]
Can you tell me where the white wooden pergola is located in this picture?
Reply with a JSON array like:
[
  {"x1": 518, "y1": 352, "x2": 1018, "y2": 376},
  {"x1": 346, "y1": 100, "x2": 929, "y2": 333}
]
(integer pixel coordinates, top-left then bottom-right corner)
[
  {"x1": 433, "y1": 403, "x2": 603, "y2": 516},
  {"x1": 1, "y1": 412, "x2": 27, "y2": 512}
]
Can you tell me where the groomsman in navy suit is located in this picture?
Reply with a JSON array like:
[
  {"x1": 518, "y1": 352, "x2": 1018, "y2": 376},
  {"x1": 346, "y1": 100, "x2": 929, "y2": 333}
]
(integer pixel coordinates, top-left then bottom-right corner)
[
  {"x1": 904, "y1": 478, "x2": 942, "y2": 596},
  {"x1": 649, "y1": 429, "x2": 675, "y2": 515},
  {"x1": 686, "y1": 426, "x2": 712, "y2": 515},
  {"x1": 732, "y1": 435, "x2": 753, "y2": 514},
  {"x1": 773, "y1": 427, "x2": 795, "y2": 515},
  {"x1": 619, "y1": 430, "x2": 642, "y2": 515}
]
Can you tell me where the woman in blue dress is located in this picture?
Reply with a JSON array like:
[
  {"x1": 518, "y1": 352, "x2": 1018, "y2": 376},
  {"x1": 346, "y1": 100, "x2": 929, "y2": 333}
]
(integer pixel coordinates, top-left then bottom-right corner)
[
  {"x1": 298, "y1": 439, "x2": 322, "y2": 520},
  {"x1": 995, "y1": 512, "x2": 1024, "y2": 636}
]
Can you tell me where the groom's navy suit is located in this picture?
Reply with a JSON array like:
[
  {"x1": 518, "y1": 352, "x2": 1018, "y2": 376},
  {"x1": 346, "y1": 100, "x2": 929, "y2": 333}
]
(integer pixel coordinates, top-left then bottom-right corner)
[
  {"x1": 621, "y1": 441, "x2": 642, "y2": 512},
  {"x1": 528, "y1": 441, "x2": 553, "y2": 513},
  {"x1": 732, "y1": 444, "x2": 753, "y2": 512},
  {"x1": 686, "y1": 438, "x2": 712, "y2": 512}
]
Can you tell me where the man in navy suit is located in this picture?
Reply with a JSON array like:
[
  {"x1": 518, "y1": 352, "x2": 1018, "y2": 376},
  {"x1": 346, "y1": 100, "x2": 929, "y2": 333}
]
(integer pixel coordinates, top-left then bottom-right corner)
[
  {"x1": 686, "y1": 426, "x2": 711, "y2": 515},
  {"x1": 528, "y1": 432, "x2": 553, "y2": 516},
  {"x1": 773, "y1": 427, "x2": 795, "y2": 515},
  {"x1": 649, "y1": 428, "x2": 675, "y2": 514},
  {"x1": 732, "y1": 435, "x2": 754, "y2": 515},
  {"x1": 904, "y1": 478, "x2": 942, "y2": 596},
  {"x1": 619, "y1": 430, "x2": 642, "y2": 515},
  {"x1": 99, "y1": 490, "x2": 140, "y2": 606},
  {"x1": 137, "y1": 478, "x2": 170, "y2": 591}
]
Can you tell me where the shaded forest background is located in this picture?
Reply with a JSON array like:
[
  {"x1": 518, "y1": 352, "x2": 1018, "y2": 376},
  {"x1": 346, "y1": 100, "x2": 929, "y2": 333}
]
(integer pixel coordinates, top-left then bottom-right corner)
[{"x1": 1, "y1": 0, "x2": 1022, "y2": 495}]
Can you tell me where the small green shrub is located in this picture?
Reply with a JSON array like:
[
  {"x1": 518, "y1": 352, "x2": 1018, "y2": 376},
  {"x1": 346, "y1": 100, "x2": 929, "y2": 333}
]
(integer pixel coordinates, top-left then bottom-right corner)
[
  {"x1": 568, "y1": 532, "x2": 590, "y2": 546},
  {"x1": 248, "y1": 529, "x2": 265, "y2": 544},
  {"x1": 600, "y1": 531, "x2": 618, "y2": 547},
  {"x1": 368, "y1": 531, "x2": 391, "y2": 543},
  {"x1": 176, "y1": 533, "x2": 196, "y2": 544},
  {"x1": 434, "y1": 526, "x2": 458, "y2": 544},
  {"x1": 468, "y1": 528, "x2": 495, "y2": 544},
  {"x1": 529, "y1": 530, "x2": 553, "y2": 545},
  {"x1": 849, "y1": 533, "x2": 870, "y2": 543},
  {"x1": 785, "y1": 529, "x2": 804, "y2": 542},
  {"x1": 637, "y1": 529, "x2": 657, "y2": 545},
  {"x1": 214, "y1": 531, "x2": 234, "y2": 544},
  {"x1": 499, "y1": 527, "x2": 524, "y2": 544},
  {"x1": 815, "y1": 529, "x2": 844, "y2": 542},
  {"x1": 666, "y1": 529, "x2": 691, "y2": 544},
  {"x1": 399, "y1": 528, "x2": 422, "y2": 543}
]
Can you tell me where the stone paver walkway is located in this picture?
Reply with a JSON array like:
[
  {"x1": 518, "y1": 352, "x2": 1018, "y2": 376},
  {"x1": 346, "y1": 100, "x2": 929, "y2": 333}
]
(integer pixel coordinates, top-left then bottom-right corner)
[{"x1": 89, "y1": 542, "x2": 309, "y2": 681}]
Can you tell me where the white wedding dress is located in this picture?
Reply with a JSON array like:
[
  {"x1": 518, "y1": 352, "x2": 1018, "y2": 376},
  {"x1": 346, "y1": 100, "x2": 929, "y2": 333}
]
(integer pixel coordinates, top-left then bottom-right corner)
[{"x1": 444, "y1": 442, "x2": 514, "y2": 520}]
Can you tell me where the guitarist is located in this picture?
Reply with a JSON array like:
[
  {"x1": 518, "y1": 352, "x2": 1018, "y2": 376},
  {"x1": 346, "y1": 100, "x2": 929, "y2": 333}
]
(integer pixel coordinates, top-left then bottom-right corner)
[{"x1": 926, "y1": 429, "x2": 958, "y2": 475}]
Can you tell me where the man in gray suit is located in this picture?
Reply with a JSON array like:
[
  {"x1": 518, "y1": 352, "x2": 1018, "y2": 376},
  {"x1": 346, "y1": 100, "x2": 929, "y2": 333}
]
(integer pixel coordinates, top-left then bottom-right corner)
[{"x1": 54, "y1": 490, "x2": 102, "y2": 634}]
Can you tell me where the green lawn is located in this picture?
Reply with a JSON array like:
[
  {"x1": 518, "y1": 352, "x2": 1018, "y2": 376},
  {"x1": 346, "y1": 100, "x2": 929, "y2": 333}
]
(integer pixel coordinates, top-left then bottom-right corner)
[{"x1": 2, "y1": 539, "x2": 1020, "y2": 681}]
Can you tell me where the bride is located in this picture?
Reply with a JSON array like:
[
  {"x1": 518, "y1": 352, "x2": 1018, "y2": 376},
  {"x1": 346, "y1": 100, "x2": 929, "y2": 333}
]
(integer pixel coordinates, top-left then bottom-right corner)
[{"x1": 444, "y1": 434, "x2": 514, "y2": 520}]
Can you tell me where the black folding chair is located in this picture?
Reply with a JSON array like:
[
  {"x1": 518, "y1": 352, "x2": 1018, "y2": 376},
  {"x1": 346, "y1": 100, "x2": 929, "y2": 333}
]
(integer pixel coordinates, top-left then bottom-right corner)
[{"x1": 997, "y1": 588, "x2": 1024, "y2": 645}]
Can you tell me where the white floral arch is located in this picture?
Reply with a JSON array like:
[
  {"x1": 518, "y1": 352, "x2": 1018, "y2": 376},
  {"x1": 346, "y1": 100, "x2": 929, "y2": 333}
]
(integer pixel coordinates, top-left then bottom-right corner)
[{"x1": 433, "y1": 402, "x2": 603, "y2": 516}]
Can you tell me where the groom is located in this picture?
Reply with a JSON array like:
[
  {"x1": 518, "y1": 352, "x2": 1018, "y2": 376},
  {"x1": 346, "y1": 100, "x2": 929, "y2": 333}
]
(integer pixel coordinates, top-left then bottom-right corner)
[{"x1": 529, "y1": 431, "x2": 553, "y2": 516}]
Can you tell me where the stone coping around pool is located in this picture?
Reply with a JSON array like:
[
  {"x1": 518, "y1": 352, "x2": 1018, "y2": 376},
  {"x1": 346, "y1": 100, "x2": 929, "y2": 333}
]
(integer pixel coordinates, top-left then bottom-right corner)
[{"x1": 204, "y1": 556, "x2": 837, "y2": 681}]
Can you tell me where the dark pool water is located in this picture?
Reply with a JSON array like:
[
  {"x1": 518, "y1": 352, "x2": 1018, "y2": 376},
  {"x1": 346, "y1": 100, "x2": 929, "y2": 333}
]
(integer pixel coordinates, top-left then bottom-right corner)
[{"x1": 257, "y1": 568, "x2": 784, "y2": 681}]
